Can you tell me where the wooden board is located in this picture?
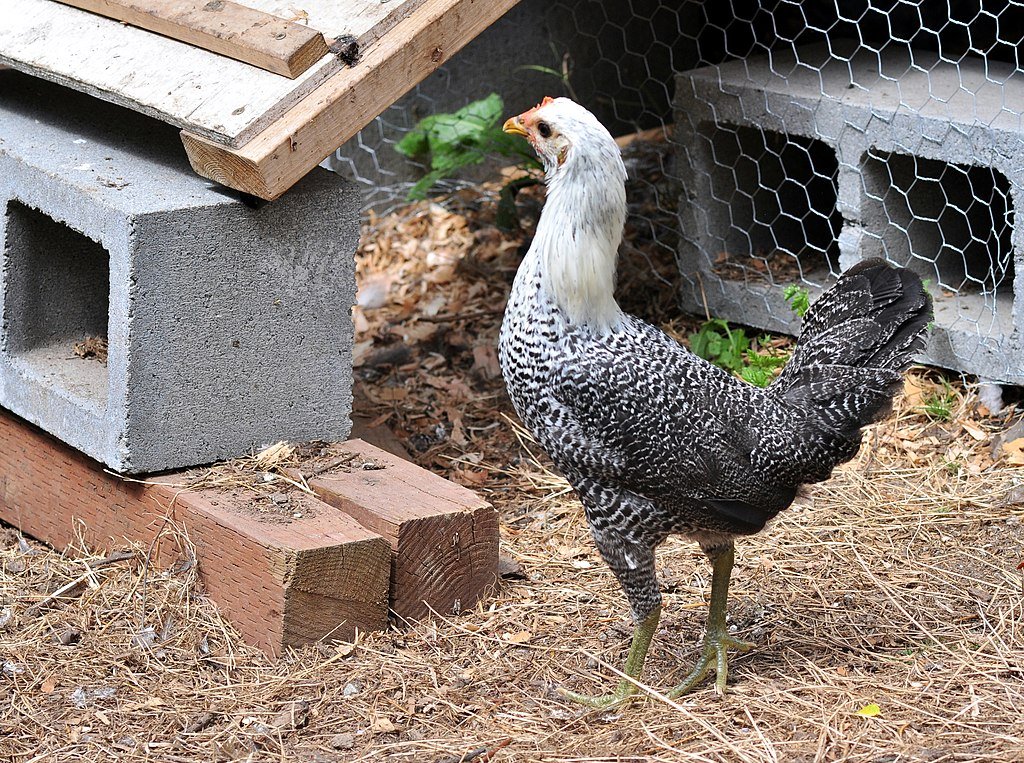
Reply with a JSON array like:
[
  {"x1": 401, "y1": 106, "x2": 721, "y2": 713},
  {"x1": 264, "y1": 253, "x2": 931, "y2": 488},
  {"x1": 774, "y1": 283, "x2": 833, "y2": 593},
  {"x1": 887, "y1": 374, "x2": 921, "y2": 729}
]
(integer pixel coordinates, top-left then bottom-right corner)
[
  {"x1": 0, "y1": 408, "x2": 392, "y2": 654},
  {"x1": 53, "y1": 0, "x2": 330, "y2": 78},
  {"x1": 302, "y1": 439, "x2": 498, "y2": 622},
  {"x1": 182, "y1": 0, "x2": 522, "y2": 198},
  {"x1": 0, "y1": 0, "x2": 429, "y2": 147}
]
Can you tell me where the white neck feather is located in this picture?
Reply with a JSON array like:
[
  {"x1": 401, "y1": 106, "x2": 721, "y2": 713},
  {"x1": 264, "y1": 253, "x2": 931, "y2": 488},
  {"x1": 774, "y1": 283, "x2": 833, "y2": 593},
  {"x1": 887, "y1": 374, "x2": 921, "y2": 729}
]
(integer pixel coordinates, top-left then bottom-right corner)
[{"x1": 525, "y1": 148, "x2": 627, "y2": 333}]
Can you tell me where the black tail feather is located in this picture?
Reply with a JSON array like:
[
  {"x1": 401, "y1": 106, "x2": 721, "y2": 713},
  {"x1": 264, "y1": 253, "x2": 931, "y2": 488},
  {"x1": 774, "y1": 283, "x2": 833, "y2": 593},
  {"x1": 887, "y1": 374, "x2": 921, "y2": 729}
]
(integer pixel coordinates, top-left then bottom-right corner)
[{"x1": 769, "y1": 259, "x2": 932, "y2": 478}]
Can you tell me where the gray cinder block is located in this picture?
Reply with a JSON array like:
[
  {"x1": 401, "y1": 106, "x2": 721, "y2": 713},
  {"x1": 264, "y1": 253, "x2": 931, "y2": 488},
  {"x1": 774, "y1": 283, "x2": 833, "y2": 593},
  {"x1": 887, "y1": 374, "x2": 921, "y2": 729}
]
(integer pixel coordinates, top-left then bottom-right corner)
[
  {"x1": 0, "y1": 73, "x2": 358, "y2": 472},
  {"x1": 674, "y1": 42, "x2": 1024, "y2": 383}
]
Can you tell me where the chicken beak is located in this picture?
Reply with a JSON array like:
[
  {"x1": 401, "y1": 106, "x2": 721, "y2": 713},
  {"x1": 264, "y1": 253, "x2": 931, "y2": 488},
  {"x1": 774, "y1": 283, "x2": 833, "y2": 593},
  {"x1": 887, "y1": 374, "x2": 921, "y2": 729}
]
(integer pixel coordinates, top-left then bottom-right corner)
[{"x1": 503, "y1": 116, "x2": 529, "y2": 138}]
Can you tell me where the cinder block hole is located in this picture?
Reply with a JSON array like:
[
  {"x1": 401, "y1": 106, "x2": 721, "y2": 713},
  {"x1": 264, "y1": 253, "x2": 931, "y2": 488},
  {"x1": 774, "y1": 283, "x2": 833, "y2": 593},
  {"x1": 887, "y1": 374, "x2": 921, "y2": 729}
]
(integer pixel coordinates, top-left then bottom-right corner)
[
  {"x1": 699, "y1": 123, "x2": 842, "y2": 283},
  {"x1": 862, "y1": 150, "x2": 1014, "y2": 296},
  {"x1": 2, "y1": 200, "x2": 109, "y2": 407}
]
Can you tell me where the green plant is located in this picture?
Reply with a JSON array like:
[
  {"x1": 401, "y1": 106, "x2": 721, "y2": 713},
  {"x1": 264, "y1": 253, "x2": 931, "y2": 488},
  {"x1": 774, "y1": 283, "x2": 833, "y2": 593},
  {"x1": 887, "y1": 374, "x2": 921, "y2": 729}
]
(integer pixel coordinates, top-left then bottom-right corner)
[
  {"x1": 688, "y1": 319, "x2": 788, "y2": 388},
  {"x1": 783, "y1": 284, "x2": 811, "y2": 317},
  {"x1": 919, "y1": 380, "x2": 957, "y2": 421},
  {"x1": 395, "y1": 93, "x2": 540, "y2": 203},
  {"x1": 942, "y1": 457, "x2": 964, "y2": 477}
]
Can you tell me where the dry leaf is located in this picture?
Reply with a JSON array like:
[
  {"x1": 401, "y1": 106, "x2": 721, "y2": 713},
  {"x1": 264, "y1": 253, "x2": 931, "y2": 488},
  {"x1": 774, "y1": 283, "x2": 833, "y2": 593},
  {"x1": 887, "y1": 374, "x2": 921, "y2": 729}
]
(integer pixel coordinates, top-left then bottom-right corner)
[
  {"x1": 357, "y1": 274, "x2": 393, "y2": 310},
  {"x1": 556, "y1": 546, "x2": 586, "y2": 559},
  {"x1": 371, "y1": 717, "x2": 398, "y2": 734},
  {"x1": 504, "y1": 630, "x2": 532, "y2": 644},
  {"x1": 401, "y1": 323, "x2": 438, "y2": 343},
  {"x1": 351, "y1": 339, "x2": 374, "y2": 368},
  {"x1": 902, "y1": 376, "x2": 934, "y2": 409},
  {"x1": 1002, "y1": 437, "x2": 1024, "y2": 466},
  {"x1": 41, "y1": 676, "x2": 57, "y2": 694},
  {"x1": 335, "y1": 642, "x2": 357, "y2": 658},
  {"x1": 270, "y1": 699, "x2": 310, "y2": 731},
  {"x1": 961, "y1": 421, "x2": 987, "y2": 441},
  {"x1": 352, "y1": 306, "x2": 370, "y2": 334},
  {"x1": 472, "y1": 343, "x2": 501, "y2": 379},
  {"x1": 452, "y1": 468, "x2": 488, "y2": 487}
]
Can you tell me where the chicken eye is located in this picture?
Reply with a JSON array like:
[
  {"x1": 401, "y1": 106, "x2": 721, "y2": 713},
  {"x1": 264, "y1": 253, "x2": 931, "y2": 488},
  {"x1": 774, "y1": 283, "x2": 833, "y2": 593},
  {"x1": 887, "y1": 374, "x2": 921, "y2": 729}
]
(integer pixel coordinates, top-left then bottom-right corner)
[{"x1": 537, "y1": 121, "x2": 552, "y2": 139}]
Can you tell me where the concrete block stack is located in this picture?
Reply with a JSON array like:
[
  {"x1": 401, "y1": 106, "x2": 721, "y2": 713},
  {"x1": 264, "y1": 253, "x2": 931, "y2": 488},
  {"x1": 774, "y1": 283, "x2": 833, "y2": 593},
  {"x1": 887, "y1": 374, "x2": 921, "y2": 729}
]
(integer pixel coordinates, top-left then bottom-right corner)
[
  {"x1": 675, "y1": 43, "x2": 1023, "y2": 383},
  {"x1": 1, "y1": 74, "x2": 360, "y2": 472}
]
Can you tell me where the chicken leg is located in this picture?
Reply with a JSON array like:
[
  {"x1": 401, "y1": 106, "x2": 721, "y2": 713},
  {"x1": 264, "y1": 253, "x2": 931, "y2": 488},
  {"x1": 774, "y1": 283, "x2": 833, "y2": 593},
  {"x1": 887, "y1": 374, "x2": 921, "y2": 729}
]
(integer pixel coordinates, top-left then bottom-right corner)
[
  {"x1": 668, "y1": 541, "x2": 753, "y2": 697},
  {"x1": 557, "y1": 606, "x2": 661, "y2": 708},
  {"x1": 559, "y1": 540, "x2": 750, "y2": 707}
]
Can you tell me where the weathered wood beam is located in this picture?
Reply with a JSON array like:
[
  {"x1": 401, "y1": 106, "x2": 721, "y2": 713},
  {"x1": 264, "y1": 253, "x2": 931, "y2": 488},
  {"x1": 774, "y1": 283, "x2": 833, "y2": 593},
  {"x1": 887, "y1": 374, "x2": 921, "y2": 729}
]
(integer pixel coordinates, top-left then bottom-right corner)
[
  {"x1": 180, "y1": 0, "x2": 522, "y2": 199},
  {"x1": 300, "y1": 439, "x2": 499, "y2": 622},
  {"x1": 0, "y1": 408, "x2": 391, "y2": 654},
  {"x1": 52, "y1": 0, "x2": 330, "y2": 78}
]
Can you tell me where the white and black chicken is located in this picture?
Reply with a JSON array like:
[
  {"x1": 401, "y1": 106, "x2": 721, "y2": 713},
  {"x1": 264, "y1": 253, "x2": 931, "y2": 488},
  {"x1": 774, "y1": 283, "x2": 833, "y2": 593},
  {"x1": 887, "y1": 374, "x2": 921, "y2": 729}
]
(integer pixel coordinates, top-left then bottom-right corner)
[{"x1": 499, "y1": 97, "x2": 932, "y2": 706}]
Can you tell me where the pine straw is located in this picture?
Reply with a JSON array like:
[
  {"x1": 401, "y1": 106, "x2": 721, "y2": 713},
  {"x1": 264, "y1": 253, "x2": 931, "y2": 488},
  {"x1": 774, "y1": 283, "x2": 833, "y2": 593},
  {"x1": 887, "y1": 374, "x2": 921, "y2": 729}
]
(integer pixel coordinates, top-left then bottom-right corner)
[
  {"x1": 4, "y1": 144, "x2": 1024, "y2": 761},
  {"x1": 3, "y1": 396, "x2": 1023, "y2": 762}
]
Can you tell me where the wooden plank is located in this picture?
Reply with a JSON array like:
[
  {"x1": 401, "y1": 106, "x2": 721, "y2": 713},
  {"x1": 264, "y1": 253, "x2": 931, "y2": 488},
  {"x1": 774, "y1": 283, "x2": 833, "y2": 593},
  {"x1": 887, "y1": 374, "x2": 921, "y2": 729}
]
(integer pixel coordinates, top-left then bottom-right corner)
[
  {"x1": 0, "y1": 0, "x2": 427, "y2": 147},
  {"x1": 0, "y1": 408, "x2": 391, "y2": 654},
  {"x1": 52, "y1": 0, "x2": 330, "y2": 79},
  {"x1": 302, "y1": 440, "x2": 499, "y2": 623},
  {"x1": 181, "y1": 0, "x2": 522, "y2": 199}
]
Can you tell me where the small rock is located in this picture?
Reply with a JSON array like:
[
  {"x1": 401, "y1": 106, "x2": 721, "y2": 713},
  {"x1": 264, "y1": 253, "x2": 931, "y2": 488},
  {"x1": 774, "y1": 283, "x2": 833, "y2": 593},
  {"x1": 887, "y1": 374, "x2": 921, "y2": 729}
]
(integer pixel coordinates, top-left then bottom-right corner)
[
  {"x1": 342, "y1": 682, "x2": 360, "y2": 697},
  {"x1": 114, "y1": 736, "x2": 138, "y2": 751},
  {"x1": 497, "y1": 553, "x2": 524, "y2": 577},
  {"x1": 54, "y1": 627, "x2": 81, "y2": 646},
  {"x1": 181, "y1": 711, "x2": 218, "y2": 735},
  {"x1": 269, "y1": 699, "x2": 310, "y2": 731},
  {"x1": 132, "y1": 626, "x2": 158, "y2": 649},
  {"x1": 70, "y1": 686, "x2": 116, "y2": 708},
  {"x1": 4, "y1": 558, "x2": 26, "y2": 574},
  {"x1": 330, "y1": 732, "x2": 355, "y2": 750}
]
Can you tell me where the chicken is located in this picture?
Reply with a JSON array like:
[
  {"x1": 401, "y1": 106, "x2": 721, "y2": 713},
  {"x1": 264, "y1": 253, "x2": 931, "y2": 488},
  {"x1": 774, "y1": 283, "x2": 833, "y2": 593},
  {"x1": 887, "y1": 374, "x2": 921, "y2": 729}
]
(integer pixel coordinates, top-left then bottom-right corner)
[{"x1": 499, "y1": 97, "x2": 933, "y2": 707}]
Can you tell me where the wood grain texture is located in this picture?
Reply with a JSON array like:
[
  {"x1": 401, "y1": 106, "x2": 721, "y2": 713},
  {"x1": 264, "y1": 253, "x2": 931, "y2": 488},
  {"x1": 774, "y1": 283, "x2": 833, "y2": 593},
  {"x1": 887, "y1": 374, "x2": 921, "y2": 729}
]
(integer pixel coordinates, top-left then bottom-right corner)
[
  {"x1": 181, "y1": 0, "x2": 522, "y2": 199},
  {"x1": 0, "y1": 408, "x2": 391, "y2": 653},
  {"x1": 306, "y1": 439, "x2": 499, "y2": 623},
  {"x1": 0, "y1": 0, "x2": 427, "y2": 146},
  {"x1": 52, "y1": 0, "x2": 330, "y2": 78}
]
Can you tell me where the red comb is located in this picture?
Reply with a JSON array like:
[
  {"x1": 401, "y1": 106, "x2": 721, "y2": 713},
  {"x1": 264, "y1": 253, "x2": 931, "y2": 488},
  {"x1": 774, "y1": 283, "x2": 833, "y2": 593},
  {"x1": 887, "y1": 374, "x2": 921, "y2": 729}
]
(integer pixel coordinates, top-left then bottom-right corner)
[{"x1": 522, "y1": 96, "x2": 556, "y2": 117}]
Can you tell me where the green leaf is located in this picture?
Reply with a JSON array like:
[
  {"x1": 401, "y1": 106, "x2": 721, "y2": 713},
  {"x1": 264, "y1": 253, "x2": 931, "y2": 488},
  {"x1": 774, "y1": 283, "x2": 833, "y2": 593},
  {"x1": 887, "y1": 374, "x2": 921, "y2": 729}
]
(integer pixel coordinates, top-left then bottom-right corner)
[
  {"x1": 457, "y1": 92, "x2": 505, "y2": 125},
  {"x1": 783, "y1": 284, "x2": 811, "y2": 318},
  {"x1": 691, "y1": 318, "x2": 791, "y2": 385},
  {"x1": 740, "y1": 365, "x2": 773, "y2": 387},
  {"x1": 396, "y1": 93, "x2": 545, "y2": 201},
  {"x1": 395, "y1": 128, "x2": 430, "y2": 159}
]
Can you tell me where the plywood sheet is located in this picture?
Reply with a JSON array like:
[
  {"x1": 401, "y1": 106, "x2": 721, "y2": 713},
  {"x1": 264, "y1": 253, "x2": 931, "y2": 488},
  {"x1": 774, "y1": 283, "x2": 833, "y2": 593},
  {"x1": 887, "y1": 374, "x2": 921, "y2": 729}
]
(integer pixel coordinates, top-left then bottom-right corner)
[{"x1": 0, "y1": 0, "x2": 427, "y2": 147}]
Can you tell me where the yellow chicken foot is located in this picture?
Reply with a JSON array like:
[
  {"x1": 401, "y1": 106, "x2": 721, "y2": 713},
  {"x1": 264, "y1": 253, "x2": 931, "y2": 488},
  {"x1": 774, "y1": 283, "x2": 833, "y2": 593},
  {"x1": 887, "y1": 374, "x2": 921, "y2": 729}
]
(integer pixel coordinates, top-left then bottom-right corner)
[
  {"x1": 558, "y1": 606, "x2": 661, "y2": 709},
  {"x1": 667, "y1": 542, "x2": 753, "y2": 697}
]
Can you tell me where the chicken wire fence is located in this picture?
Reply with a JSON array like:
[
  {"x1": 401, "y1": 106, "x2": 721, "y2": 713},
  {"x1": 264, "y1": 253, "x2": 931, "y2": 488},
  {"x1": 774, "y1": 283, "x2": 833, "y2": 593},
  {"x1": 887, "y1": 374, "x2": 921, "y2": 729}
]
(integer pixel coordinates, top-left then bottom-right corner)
[{"x1": 326, "y1": 1, "x2": 1024, "y2": 385}]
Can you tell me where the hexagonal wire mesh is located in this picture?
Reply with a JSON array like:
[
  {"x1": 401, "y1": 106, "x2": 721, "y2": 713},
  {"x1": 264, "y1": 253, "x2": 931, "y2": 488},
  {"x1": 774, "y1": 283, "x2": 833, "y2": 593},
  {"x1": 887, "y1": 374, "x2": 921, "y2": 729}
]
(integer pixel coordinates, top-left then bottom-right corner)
[{"x1": 325, "y1": 0, "x2": 1024, "y2": 383}]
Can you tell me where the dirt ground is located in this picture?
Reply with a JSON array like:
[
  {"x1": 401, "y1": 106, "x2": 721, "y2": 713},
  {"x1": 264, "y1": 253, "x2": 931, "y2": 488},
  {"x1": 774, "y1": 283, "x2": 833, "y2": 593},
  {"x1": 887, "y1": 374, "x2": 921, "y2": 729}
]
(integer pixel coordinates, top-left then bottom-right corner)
[{"x1": 3, "y1": 158, "x2": 1024, "y2": 762}]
